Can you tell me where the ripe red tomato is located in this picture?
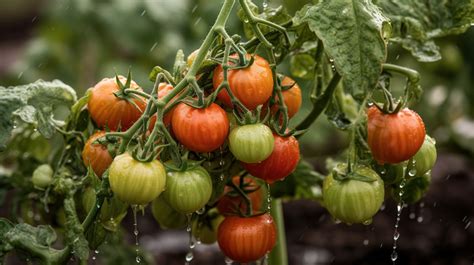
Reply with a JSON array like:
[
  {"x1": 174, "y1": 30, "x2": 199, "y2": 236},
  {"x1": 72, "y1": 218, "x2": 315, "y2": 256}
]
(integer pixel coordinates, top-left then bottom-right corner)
[
  {"x1": 88, "y1": 76, "x2": 146, "y2": 131},
  {"x1": 218, "y1": 213, "x2": 276, "y2": 263},
  {"x1": 217, "y1": 175, "x2": 267, "y2": 216},
  {"x1": 149, "y1": 83, "x2": 175, "y2": 129},
  {"x1": 82, "y1": 131, "x2": 113, "y2": 177},
  {"x1": 243, "y1": 134, "x2": 300, "y2": 183},
  {"x1": 271, "y1": 76, "x2": 302, "y2": 118},
  {"x1": 171, "y1": 102, "x2": 229, "y2": 153},
  {"x1": 367, "y1": 106, "x2": 425, "y2": 164},
  {"x1": 212, "y1": 54, "x2": 273, "y2": 110}
]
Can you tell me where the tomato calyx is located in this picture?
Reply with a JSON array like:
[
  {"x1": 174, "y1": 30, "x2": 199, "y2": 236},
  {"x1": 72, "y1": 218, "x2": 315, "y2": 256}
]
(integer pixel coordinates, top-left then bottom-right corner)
[
  {"x1": 111, "y1": 72, "x2": 147, "y2": 113},
  {"x1": 332, "y1": 165, "x2": 377, "y2": 183}
]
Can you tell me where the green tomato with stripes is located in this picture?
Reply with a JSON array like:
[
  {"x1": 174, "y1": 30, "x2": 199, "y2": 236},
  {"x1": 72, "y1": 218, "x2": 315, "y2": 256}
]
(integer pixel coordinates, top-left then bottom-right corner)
[
  {"x1": 228, "y1": 124, "x2": 274, "y2": 163},
  {"x1": 323, "y1": 164, "x2": 385, "y2": 225}
]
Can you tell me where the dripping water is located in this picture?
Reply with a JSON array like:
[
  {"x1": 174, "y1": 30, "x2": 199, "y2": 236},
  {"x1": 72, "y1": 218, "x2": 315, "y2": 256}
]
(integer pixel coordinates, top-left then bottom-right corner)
[
  {"x1": 132, "y1": 205, "x2": 141, "y2": 263},
  {"x1": 266, "y1": 183, "x2": 272, "y2": 212},
  {"x1": 185, "y1": 214, "x2": 194, "y2": 265},
  {"x1": 391, "y1": 173, "x2": 406, "y2": 264},
  {"x1": 224, "y1": 257, "x2": 233, "y2": 264}
]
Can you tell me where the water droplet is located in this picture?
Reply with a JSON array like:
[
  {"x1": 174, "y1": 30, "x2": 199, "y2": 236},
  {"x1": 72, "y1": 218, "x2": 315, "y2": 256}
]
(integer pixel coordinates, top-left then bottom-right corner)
[
  {"x1": 380, "y1": 204, "x2": 386, "y2": 211},
  {"x1": 194, "y1": 17, "x2": 202, "y2": 26},
  {"x1": 334, "y1": 219, "x2": 341, "y2": 224},
  {"x1": 192, "y1": 5, "x2": 198, "y2": 13},
  {"x1": 186, "y1": 252, "x2": 194, "y2": 262},
  {"x1": 220, "y1": 174, "x2": 225, "y2": 181},
  {"x1": 225, "y1": 257, "x2": 234, "y2": 264},
  {"x1": 140, "y1": 10, "x2": 146, "y2": 16},
  {"x1": 219, "y1": 159, "x2": 225, "y2": 166},
  {"x1": 363, "y1": 239, "x2": 369, "y2": 245},
  {"x1": 262, "y1": 0, "x2": 268, "y2": 8},
  {"x1": 92, "y1": 256, "x2": 96, "y2": 260},
  {"x1": 33, "y1": 128, "x2": 38, "y2": 132},
  {"x1": 408, "y1": 169, "x2": 417, "y2": 177},
  {"x1": 196, "y1": 207, "x2": 206, "y2": 215},
  {"x1": 380, "y1": 168, "x2": 387, "y2": 175},
  {"x1": 132, "y1": 205, "x2": 141, "y2": 264},
  {"x1": 94, "y1": 250, "x2": 99, "y2": 254},
  {"x1": 367, "y1": 101, "x2": 374, "y2": 107},
  {"x1": 393, "y1": 231, "x2": 400, "y2": 240},
  {"x1": 465, "y1": 221, "x2": 471, "y2": 229},
  {"x1": 18, "y1": 72, "x2": 24, "y2": 79},
  {"x1": 363, "y1": 219, "x2": 372, "y2": 225},
  {"x1": 150, "y1": 42, "x2": 158, "y2": 52},
  {"x1": 391, "y1": 250, "x2": 398, "y2": 261},
  {"x1": 417, "y1": 216, "x2": 424, "y2": 223},
  {"x1": 266, "y1": 183, "x2": 272, "y2": 211},
  {"x1": 409, "y1": 213, "x2": 416, "y2": 219}
]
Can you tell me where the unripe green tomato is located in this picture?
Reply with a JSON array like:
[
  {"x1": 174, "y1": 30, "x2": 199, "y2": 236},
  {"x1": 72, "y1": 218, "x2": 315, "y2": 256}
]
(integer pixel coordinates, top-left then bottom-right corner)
[
  {"x1": 151, "y1": 196, "x2": 187, "y2": 229},
  {"x1": 392, "y1": 171, "x2": 431, "y2": 204},
  {"x1": 32, "y1": 164, "x2": 54, "y2": 189},
  {"x1": 163, "y1": 165, "x2": 213, "y2": 214},
  {"x1": 228, "y1": 124, "x2": 274, "y2": 163},
  {"x1": 372, "y1": 162, "x2": 406, "y2": 185},
  {"x1": 412, "y1": 135, "x2": 437, "y2": 176},
  {"x1": 323, "y1": 165, "x2": 385, "y2": 225},
  {"x1": 108, "y1": 153, "x2": 166, "y2": 205},
  {"x1": 193, "y1": 213, "x2": 224, "y2": 244},
  {"x1": 82, "y1": 187, "x2": 128, "y2": 231}
]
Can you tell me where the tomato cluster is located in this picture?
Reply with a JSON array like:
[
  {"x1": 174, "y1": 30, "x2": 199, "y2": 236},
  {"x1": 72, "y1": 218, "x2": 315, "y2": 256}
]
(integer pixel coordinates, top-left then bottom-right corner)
[{"x1": 81, "y1": 53, "x2": 302, "y2": 263}]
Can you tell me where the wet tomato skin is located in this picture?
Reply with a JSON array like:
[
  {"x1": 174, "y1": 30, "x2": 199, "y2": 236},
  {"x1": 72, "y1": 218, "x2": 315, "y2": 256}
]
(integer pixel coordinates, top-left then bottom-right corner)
[
  {"x1": 149, "y1": 83, "x2": 176, "y2": 129},
  {"x1": 213, "y1": 54, "x2": 273, "y2": 110},
  {"x1": 228, "y1": 124, "x2": 274, "y2": 163},
  {"x1": 88, "y1": 76, "x2": 146, "y2": 131},
  {"x1": 82, "y1": 131, "x2": 113, "y2": 177},
  {"x1": 217, "y1": 213, "x2": 277, "y2": 263},
  {"x1": 367, "y1": 107, "x2": 425, "y2": 164},
  {"x1": 242, "y1": 134, "x2": 300, "y2": 183},
  {"x1": 171, "y1": 102, "x2": 229, "y2": 153},
  {"x1": 108, "y1": 152, "x2": 166, "y2": 205},
  {"x1": 271, "y1": 76, "x2": 302, "y2": 118}
]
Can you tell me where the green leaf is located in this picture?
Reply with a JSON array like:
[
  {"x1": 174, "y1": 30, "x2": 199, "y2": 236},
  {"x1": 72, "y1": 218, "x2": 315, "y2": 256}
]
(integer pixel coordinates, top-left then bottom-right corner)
[
  {"x1": 4, "y1": 223, "x2": 57, "y2": 248},
  {"x1": 0, "y1": 80, "x2": 77, "y2": 150},
  {"x1": 0, "y1": 218, "x2": 14, "y2": 257},
  {"x1": 294, "y1": 0, "x2": 390, "y2": 99},
  {"x1": 374, "y1": 0, "x2": 474, "y2": 62},
  {"x1": 238, "y1": 2, "x2": 292, "y2": 39}
]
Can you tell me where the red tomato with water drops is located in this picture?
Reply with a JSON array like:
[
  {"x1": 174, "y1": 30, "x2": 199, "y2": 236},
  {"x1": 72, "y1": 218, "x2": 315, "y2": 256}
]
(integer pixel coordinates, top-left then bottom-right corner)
[
  {"x1": 271, "y1": 76, "x2": 302, "y2": 118},
  {"x1": 82, "y1": 131, "x2": 113, "y2": 177},
  {"x1": 171, "y1": 102, "x2": 229, "y2": 153},
  {"x1": 217, "y1": 213, "x2": 276, "y2": 263},
  {"x1": 243, "y1": 134, "x2": 300, "y2": 183},
  {"x1": 367, "y1": 106, "x2": 425, "y2": 164},
  {"x1": 213, "y1": 54, "x2": 273, "y2": 110},
  {"x1": 88, "y1": 76, "x2": 146, "y2": 131}
]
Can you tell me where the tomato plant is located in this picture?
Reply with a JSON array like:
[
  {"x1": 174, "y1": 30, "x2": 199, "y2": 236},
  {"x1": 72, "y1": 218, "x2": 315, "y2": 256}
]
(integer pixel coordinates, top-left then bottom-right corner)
[
  {"x1": 228, "y1": 123, "x2": 274, "y2": 163},
  {"x1": 1, "y1": 0, "x2": 468, "y2": 263},
  {"x1": 217, "y1": 175, "x2": 267, "y2": 216},
  {"x1": 213, "y1": 54, "x2": 273, "y2": 110},
  {"x1": 271, "y1": 76, "x2": 302, "y2": 118},
  {"x1": 108, "y1": 152, "x2": 166, "y2": 205},
  {"x1": 162, "y1": 164, "x2": 213, "y2": 214},
  {"x1": 242, "y1": 134, "x2": 300, "y2": 183},
  {"x1": 323, "y1": 165, "x2": 385, "y2": 224},
  {"x1": 367, "y1": 106, "x2": 426, "y2": 164},
  {"x1": 217, "y1": 213, "x2": 277, "y2": 263},
  {"x1": 87, "y1": 76, "x2": 146, "y2": 131},
  {"x1": 81, "y1": 131, "x2": 113, "y2": 177},
  {"x1": 171, "y1": 103, "x2": 229, "y2": 153}
]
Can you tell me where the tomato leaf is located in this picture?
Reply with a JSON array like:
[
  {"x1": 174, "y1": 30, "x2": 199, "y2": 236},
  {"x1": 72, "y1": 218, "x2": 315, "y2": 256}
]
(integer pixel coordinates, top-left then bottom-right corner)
[
  {"x1": 374, "y1": 0, "x2": 474, "y2": 62},
  {"x1": 0, "y1": 80, "x2": 77, "y2": 150},
  {"x1": 294, "y1": 0, "x2": 390, "y2": 100}
]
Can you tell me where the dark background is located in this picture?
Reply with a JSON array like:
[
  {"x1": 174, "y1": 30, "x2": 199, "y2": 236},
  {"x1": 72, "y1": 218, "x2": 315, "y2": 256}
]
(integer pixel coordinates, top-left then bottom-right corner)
[{"x1": 0, "y1": 0, "x2": 473, "y2": 264}]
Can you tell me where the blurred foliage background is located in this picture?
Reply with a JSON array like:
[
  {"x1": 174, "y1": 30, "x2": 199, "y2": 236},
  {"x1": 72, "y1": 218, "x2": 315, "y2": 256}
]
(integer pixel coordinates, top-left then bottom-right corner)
[{"x1": 0, "y1": 0, "x2": 473, "y2": 264}]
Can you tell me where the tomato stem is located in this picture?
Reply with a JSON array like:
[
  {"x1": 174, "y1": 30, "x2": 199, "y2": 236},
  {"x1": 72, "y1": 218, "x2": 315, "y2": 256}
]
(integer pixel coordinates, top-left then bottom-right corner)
[
  {"x1": 295, "y1": 72, "x2": 341, "y2": 134},
  {"x1": 268, "y1": 198, "x2": 288, "y2": 265}
]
